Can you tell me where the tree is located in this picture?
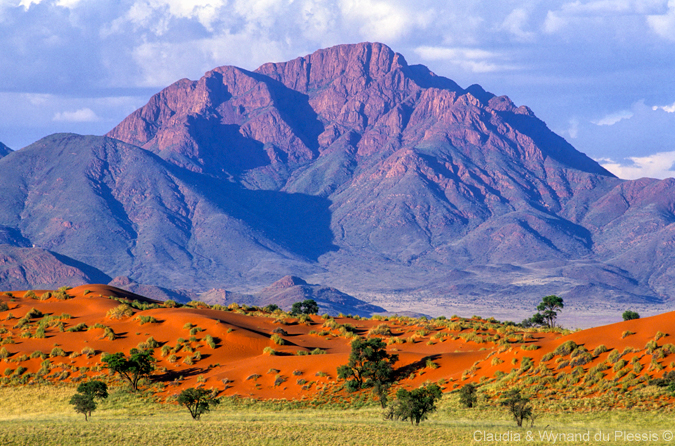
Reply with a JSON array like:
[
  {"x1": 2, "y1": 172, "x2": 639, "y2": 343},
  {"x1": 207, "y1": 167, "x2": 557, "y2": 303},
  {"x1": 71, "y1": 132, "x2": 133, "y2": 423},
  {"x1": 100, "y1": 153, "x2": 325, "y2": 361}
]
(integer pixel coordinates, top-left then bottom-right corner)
[
  {"x1": 70, "y1": 393, "x2": 97, "y2": 421},
  {"x1": 102, "y1": 348, "x2": 155, "y2": 391},
  {"x1": 290, "y1": 299, "x2": 319, "y2": 316},
  {"x1": 535, "y1": 295, "x2": 564, "y2": 328},
  {"x1": 622, "y1": 310, "x2": 640, "y2": 321},
  {"x1": 500, "y1": 389, "x2": 532, "y2": 427},
  {"x1": 69, "y1": 380, "x2": 108, "y2": 421},
  {"x1": 177, "y1": 387, "x2": 220, "y2": 420},
  {"x1": 458, "y1": 383, "x2": 477, "y2": 408},
  {"x1": 337, "y1": 337, "x2": 398, "y2": 405},
  {"x1": 385, "y1": 383, "x2": 442, "y2": 426},
  {"x1": 77, "y1": 380, "x2": 108, "y2": 399}
]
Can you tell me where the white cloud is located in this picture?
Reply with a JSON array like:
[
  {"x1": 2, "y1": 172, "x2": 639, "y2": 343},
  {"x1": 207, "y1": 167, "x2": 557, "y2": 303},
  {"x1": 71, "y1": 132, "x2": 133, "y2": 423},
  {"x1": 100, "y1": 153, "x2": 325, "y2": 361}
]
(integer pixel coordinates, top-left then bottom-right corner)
[
  {"x1": 414, "y1": 46, "x2": 513, "y2": 73},
  {"x1": 653, "y1": 101, "x2": 675, "y2": 113},
  {"x1": 593, "y1": 109, "x2": 634, "y2": 125},
  {"x1": 600, "y1": 151, "x2": 675, "y2": 179},
  {"x1": 501, "y1": 8, "x2": 535, "y2": 41},
  {"x1": 53, "y1": 108, "x2": 100, "y2": 122}
]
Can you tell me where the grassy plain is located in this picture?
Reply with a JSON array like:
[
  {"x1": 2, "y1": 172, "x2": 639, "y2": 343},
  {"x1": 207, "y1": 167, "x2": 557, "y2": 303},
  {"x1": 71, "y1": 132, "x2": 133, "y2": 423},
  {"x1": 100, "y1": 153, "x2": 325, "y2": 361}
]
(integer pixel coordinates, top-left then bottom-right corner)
[{"x1": 2, "y1": 385, "x2": 675, "y2": 446}]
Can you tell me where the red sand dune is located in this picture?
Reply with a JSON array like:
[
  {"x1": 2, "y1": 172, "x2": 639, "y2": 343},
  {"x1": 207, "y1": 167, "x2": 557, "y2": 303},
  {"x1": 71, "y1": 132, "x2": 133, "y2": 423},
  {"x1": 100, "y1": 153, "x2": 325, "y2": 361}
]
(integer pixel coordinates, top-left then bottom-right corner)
[{"x1": 0, "y1": 286, "x2": 673, "y2": 404}]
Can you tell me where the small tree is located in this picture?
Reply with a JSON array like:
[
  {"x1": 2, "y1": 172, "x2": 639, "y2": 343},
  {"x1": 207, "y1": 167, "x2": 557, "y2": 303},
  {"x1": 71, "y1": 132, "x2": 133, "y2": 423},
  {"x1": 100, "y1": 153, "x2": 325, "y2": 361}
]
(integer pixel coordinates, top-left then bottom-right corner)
[
  {"x1": 177, "y1": 387, "x2": 220, "y2": 420},
  {"x1": 69, "y1": 380, "x2": 108, "y2": 421},
  {"x1": 337, "y1": 337, "x2": 398, "y2": 406},
  {"x1": 290, "y1": 299, "x2": 319, "y2": 316},
  {"x1": 534, "y1": 295, "x2": 564, "y2": 328},
  {"x1": 622, "y1": 310, "x2": 640, "y2": 321},
  {"x1": 501, "y1": 389, "x2": 532, "y2": 427},
  {"x1": 77, "y1": 380, "x2": 108, "y2": 400},
  {"x1": 70, "y1": 393, "x2": 96, "y2": 421},
  {"x1": 385, "y1": 383, "x2": 442, "y2": 426},
  {"x1": 458, "y1": 383, "x2": 477, "y2": 408},
  {"x1": 102, "y1": 348, "x2": 155, "y2": 391}
]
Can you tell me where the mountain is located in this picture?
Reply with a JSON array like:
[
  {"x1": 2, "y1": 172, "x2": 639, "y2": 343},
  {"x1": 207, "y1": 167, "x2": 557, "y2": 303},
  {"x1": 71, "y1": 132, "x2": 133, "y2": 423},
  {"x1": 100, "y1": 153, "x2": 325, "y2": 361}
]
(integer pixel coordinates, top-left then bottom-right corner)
[
  {"x1": 0, "y1": 142, "x2": 10, "y2": 157},
  {"x1": 199, "y1": 275, "x2": 385, "y2": 317},
  {"x1": 2, "y1": 42, "x2": 675, "y2": 323}
]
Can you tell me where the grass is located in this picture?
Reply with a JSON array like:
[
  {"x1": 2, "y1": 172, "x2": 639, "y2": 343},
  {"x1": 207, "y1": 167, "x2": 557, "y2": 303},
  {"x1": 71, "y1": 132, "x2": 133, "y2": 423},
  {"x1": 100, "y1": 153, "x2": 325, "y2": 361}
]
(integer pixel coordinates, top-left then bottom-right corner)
[{"x1": 2, "y1": 385, "x2": 675, "y2": 445}]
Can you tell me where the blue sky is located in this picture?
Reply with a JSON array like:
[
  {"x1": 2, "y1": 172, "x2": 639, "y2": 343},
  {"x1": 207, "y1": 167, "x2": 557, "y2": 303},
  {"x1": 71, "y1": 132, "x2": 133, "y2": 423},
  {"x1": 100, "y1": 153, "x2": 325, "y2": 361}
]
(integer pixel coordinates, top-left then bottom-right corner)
[{"x1": 1, "y1": 0, "x2": 675, "y2": 179}]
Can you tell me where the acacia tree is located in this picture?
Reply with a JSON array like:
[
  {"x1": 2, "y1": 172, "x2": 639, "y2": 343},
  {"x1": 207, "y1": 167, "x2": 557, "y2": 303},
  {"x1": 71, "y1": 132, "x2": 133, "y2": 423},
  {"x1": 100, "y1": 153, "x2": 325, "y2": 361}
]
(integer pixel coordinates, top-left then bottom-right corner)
[
  {"x1": 385, "y1": 383, "x2": 442, "y2": 426},
  {"x1": 102, "y1": 348, "x2": 155, "y2": 391},
  {"x1": 69, "y1": 380, "x2": 108, "y2": 421},
  {"x1": 534, "y1": 295, "x2": 564, "y2": 328},
  {"x1": 501, "y1": 389, "x2": 532, "y2": 427},
  {"x1": 458, "y1": 383, "x2": 477, "y2": 408},
  {"x1": 177, "y1": 387, "x2": 220, "y2": 420},
  {"x1": 337, "y1": 337, "x2": 398, "y2": 406},
  {"x1": 290, "y1": 299, "x2": 319, "y2": 316}
]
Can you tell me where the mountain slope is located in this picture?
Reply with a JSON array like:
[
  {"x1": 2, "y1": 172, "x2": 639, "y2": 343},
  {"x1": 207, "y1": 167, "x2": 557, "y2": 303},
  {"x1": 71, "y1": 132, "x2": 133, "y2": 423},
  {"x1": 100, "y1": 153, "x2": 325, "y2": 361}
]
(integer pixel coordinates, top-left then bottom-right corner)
[
  {"x1": 1, "y1": 43, "x2": 674, "y2": 322},
  {"x1": 0, "y1": 141, "x2": 10, "y2": 158}
]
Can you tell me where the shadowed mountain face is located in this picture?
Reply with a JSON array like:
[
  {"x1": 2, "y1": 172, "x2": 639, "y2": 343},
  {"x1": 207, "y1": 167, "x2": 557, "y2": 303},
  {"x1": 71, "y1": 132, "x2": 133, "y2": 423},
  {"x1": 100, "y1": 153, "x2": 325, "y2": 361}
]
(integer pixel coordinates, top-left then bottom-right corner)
[
  {"x1": 0, "y1": 142, "x2": 10, "y2": 158},
  {"x1": 3, "y1": 42, "x2": 675, "y2": 320}
]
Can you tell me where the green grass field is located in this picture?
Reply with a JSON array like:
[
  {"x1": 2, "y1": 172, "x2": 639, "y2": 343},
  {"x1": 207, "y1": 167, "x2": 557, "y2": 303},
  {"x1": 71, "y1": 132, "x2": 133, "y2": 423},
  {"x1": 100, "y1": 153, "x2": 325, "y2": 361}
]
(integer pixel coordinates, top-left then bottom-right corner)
[{"x1": 1, "y1": 385, "x2": 674, "y2": 445}]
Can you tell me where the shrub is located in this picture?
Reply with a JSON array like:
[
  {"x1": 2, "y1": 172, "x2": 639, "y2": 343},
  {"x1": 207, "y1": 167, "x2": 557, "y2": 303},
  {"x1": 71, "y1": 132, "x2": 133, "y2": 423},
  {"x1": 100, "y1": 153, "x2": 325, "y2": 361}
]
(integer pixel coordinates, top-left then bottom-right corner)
[
  {"x1": 0, "y1": 347, "x2": 9, "y2": 359},
  {"x1": 263, "y1": 347, "x2": 277, "y2": 356},
  {"x1": 103, "y1": 327, "x2": 116, "y2": 340},
  {"x1": 67, "y1": 323, "x2": 88, "y2": 332},
  {"x1": 137, "y1": 336, "x2": 159, "y2": 350},
  {"x1": 622, "y1": 310, "x2": 640, "y2": 321},
  {"x1": 81, "y1": 347, "x2": 95, "y2": 358},
  {"x1": 50, "y1": 347, "x2": 66, "y2": 357},
  {"x1": 106, "y1": 304, "x2": 134, "y2": 320},
  {"x1": 369, "y1": 324, "x2": 393, "y2": 336},
  {"x1": 204, "y1": 335, "x2": 217, "y2": 349},
  {"x1": 621, "y1": 330, "x2": 635, "y2": 339},
  {"x1": 136, "y1": 315, "x2": 158, "y2": 325},
  {"x1": 570, "y1": 351, "x2": 593, "y2": 367},
  {"x1": 521, "y1": 344, "x2": 539, "y2": 351},
  {"x1": 0, "y1": 302, "x2": 8, "y2": 312},
  {"x1": 656, "y1": 331, "x2": 667, "y2": 342},
  {"x1": 426, "y1": 358, "x2": 439, "y2": 369},
  {"x1": 270, "y1": 334, "x2": 285, "y2": 345},
  {"x1": 30, "y1": 350, "x2": 46, "y2": 359},
  {"x1": 593, "y1": 345, "x2": 608, "y2": 356},
  {"x1": 554, "y1": 341, "x2": 578, "y2": 357}
]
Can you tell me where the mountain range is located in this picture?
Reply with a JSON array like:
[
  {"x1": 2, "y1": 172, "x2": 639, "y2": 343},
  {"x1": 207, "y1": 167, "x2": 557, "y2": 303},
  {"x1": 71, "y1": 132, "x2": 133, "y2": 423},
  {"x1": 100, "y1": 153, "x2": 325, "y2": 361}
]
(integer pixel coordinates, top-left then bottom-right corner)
[{"x1": 2, "y1": 42, "x2": 675, "y2": 323}]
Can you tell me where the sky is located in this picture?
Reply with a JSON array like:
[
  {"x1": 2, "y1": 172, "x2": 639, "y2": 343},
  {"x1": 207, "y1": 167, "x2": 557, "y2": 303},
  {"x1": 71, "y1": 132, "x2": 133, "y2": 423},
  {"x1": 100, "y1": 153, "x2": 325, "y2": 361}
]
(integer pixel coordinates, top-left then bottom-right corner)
[{"x1": 1, "y1": 0, "x2": 675, "y2": 179}]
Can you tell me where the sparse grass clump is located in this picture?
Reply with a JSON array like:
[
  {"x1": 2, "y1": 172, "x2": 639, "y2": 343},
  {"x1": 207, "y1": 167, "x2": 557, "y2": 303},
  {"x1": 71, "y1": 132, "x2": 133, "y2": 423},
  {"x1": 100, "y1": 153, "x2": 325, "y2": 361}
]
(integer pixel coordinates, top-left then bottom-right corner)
[
  {"x1": 106, "y1": 304, "x2": 134, "y2": 320},
  {"x1": 270, "y1": 334, "x2": 285, "y2": 345},
  {"x1": 136, "y1": 315, "x2": 158, "y2": 325}
]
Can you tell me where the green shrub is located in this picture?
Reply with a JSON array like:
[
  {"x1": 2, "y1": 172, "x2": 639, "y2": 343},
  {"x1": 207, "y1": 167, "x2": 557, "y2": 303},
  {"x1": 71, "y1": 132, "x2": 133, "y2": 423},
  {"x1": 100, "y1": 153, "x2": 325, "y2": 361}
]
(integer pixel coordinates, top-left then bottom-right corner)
[
  {"x1": 263, "y1": 347, "x2": 277, "y2": 356},
  {"x1": 311, "y1": 348, "x2": 326, "y2": 355},
  {"x1": 50, "y1": 347, "x2": 66, "y2": 357},
  {"x1": 106, "y1": 304, "x2": 134, "y2": 320},
  {"x1": 67, "y1": 323, "x2": 88, "y2": 332},
  {"x1": 271, "y1": 334, "x2": 285, "y2": 345},
  {"x1": 136, "y1": 315, "x2": 158, "y2": 325},
  {"x1": 554, "y1": 341, "x2": 578, "y2": 357}
]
